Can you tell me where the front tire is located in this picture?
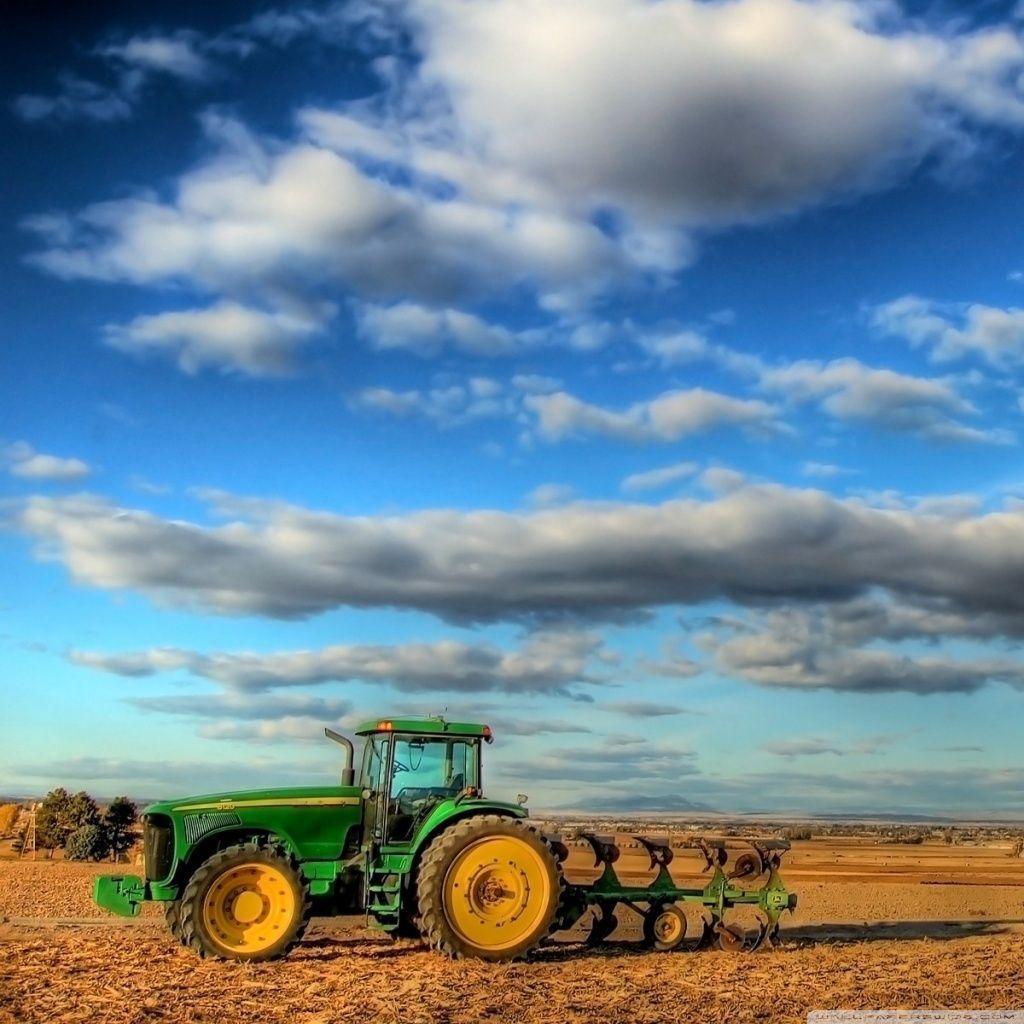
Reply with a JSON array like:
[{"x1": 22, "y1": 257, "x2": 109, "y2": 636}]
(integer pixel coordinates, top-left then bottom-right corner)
[
  {"x1": 177, "y1": 842, "x2": 310, "y2": 961},
  {"x1": 416, "y1": 815, "x2": 563, "y2": 961}
]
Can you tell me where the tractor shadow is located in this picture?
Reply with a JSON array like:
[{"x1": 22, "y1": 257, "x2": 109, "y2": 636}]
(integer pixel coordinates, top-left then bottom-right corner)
[
  {"x1": 781, "y1": 919, "x2": 1024, "y2": 946},
  {"x1": 297, "y1": 918, "x2": 1024, "y2": 963}
]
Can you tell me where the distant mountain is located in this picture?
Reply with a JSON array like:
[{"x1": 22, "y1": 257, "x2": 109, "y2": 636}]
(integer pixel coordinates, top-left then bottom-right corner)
[{"x1": 554, "y1": 794, "x2": 713, "y2": 814}]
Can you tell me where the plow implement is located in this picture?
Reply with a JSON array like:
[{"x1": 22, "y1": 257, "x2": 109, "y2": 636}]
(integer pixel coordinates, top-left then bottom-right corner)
[{"x1": 548, "y1": 832, "x2": 797, "y2": 952}]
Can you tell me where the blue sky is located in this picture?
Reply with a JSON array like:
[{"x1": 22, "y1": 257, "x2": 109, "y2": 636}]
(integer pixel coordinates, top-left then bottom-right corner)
[{"x1": 4, "y1": 0, "x2": 1024, "y2": 817}]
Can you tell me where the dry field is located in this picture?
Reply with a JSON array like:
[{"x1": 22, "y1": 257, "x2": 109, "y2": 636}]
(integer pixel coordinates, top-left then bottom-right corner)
[{"x1": 3, "y1": 838, "x2": 1024, "y2": 1024}]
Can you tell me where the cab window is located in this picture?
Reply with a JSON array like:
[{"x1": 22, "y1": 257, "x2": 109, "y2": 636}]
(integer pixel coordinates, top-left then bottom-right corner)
[{"x1": 360, "y1": 735, "x2": 387, "y2": 790}]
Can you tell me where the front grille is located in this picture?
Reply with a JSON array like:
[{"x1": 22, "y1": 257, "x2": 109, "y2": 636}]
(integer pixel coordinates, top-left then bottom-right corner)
[
  {"x1": 143, "y1": 818, "x2": 174, "y2": 881},
  {"x1": 183, "y1": 811, "x2": 240, "y2": 845}
]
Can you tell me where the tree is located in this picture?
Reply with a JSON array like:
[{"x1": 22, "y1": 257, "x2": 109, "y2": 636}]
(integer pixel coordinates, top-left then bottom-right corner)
[
  {"x1": 35, "y1": 788, "x2": 72, "y2": 853},
  {"x1": 36, "y1": 789, "x2": 103, "y2": 855},
  {"x1": 67, "y1": 791, "x2": 101, "y2": 829},
  {"x1": 65, "y1": 824, "x2": 110, "y2": 861},
  {"x1": 104, "y1": 797, "x2": 139, "y2": 860}
]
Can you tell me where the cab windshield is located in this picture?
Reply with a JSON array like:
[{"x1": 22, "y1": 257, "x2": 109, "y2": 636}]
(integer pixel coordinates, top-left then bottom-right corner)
[{"x1": 390, "y1": 736, "x2": 479, "y2": 799}]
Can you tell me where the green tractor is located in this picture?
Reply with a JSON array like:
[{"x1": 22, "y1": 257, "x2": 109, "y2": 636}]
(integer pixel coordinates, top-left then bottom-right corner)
[{"x1": 95, "y1": 717, "x2": 796, "y2": 961}]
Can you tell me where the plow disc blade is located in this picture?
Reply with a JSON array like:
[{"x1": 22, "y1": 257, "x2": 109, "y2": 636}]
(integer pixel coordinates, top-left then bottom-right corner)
[
  {"x1": 715, "y1": 915, "x2": 768, "y2": 953},
  {"x1": 586, "y1": 906, "x2": 619, "y2": 946}
]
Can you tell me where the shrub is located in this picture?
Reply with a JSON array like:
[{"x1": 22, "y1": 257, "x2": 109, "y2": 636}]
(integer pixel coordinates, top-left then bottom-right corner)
[{"x1": 782, "y1": 825, "x2": 813, "y2": 841}]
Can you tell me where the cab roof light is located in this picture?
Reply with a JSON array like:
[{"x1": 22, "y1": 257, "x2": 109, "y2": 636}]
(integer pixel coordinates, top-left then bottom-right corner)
[
  {"x1": 482, "y1": 725, "x2": 493, "y2": 743},
  {"x1": 377, "y1": 720, "x2": 394, "y2": 731}
]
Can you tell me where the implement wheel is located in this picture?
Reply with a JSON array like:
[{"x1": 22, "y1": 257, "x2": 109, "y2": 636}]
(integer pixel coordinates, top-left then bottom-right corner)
[
  {"x1": 177, "y1": 842, "x2": 310, "y2": 961},
  {"x1": 643, "y1": 905, "x2": 687, "y2": 952},
  {"x1": 417, "y1": 814, "x2": 564, "y2": 961}
]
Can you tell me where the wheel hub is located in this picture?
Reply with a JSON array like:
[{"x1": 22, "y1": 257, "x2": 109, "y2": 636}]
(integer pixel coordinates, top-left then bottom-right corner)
[{"x1": 229, "y1": 888, "x2": 266, "y2": 925}]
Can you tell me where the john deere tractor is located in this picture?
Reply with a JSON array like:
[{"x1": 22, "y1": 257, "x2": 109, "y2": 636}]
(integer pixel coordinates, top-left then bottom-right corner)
[{"x1": 95, "y1": 717, "x2": 795, "y2": 961}]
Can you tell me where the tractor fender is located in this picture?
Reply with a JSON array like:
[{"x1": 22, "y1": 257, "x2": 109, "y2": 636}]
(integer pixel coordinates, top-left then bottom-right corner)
[
  {"x1": 175, "y1": 826, "x2": 304, "y2": 886},
  {"x1": 409, "y1": 798, "x2": 527, "y2": 863}
]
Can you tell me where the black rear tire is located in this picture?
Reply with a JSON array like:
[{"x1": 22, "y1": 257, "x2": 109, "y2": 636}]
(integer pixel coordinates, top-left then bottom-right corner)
[{"x1": 416, "y1": 814, "x2": 564, "y2": 961}]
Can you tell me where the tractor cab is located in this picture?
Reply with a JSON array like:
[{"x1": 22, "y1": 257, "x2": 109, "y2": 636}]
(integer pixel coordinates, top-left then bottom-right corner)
[{"x1": 355, "y1": 717, "x2": 492, "y2": 845}]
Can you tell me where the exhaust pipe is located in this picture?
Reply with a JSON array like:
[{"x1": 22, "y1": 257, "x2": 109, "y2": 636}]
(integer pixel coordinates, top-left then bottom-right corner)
[{"x1": 324, "y1": 727, "x2": 356, "y2": 786}]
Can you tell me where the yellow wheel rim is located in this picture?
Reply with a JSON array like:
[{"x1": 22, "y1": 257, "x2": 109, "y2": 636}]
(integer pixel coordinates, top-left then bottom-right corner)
[
  {"x1": 443, "y1": 835, "x2": 553, "y2": 952},
  {"x1": 653, "y1": 909, "x2": 684, "y2": 945},
  {"x1": 201, "y1": 863, "x2": 296, "y2": 955}
]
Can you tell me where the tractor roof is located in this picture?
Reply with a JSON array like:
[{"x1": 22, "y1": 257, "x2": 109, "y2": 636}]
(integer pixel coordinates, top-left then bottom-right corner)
[{"x1": 355, "y1": 716, "x2": 492, "y2": 738}]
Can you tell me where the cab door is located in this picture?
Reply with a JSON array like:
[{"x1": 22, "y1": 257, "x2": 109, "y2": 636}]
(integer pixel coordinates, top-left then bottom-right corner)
[{"x1": 359, "y1": 734, "x2": 391, "y2": 848}]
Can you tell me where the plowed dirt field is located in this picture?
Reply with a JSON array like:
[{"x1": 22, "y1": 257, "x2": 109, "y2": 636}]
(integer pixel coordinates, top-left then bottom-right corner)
[{"x1": 3, "y1": 839, "x2": 1024, "y2": 1024}]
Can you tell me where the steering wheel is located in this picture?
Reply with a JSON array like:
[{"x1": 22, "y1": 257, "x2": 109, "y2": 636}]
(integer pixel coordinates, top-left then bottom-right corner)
[{"x1": 392, "y1": 759, "x2": 410, "y2": 774}]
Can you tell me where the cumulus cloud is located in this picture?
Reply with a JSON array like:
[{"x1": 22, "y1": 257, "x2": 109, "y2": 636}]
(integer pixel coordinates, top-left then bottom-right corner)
[
  {"x1": 353, "y1": 376, "x2": 508, "y2": 426},
  {"x1": 103, "y1": 301, "x2": 328, "y2": 376},
  {"x1": 763, "y1": 733, "x2": 902, "y2": 758},
  {"x1": 387, "y1": 0, "x2": 1024, "y2": 230},
  {"x1": 5, "y1": 755, "x2": 329, "y2": 793},
  {"x1": 632, "y1": 326, "x2": 763, "y2": 375},
  {"x1": 526, "y1": 483, "x2": 576, "y2": 508},
  {"x1": 15, "y1": 483, "x2": 1024, "y2": 629},
  {"x1": 759, "y1": 357, "x2": 1010, "y2": 443},
  {"x1": 127, "y1": 692, "x2": 354, "y2": 721},
  {"x1": 354, "y1": 301, "x2": 542, "y2": 357},
  {"x1": 13, "y1": 31, "x2": 217, "y2": 125},
  {"x1": 4, "y1": 442, "x2": 91, "y2": 482},
  {"x1": 24, "y1": 120, "x2": 624, "y2": 315},
  {"x1": 71, "y1": 631, "x2": 604, "y2": 696},
  {"x1": 801, "y1": 461, "x2": 851, "y2": 479},
  {"x1": 602, "y1": 700, "x2": 694, "y2": 717},
  {"x1": 12, "y1": 73, "x2": 138, "y2": 123},
  {"x1": 507, "y1": 737, "x2": 699, "y2": 785},
  {"x1": 621, "y1": 461, "x2": 700, "y2": 493},
  {"x1": 708, "y1": 604, "x2": 1024, "y2": 695},
  {"x1": 874, "y1": 295, "x2": 1024, "y2": 369},
  {"x1": 25, "y1": 0, "x2": 1024, "y2": 360},
  {"x1": 97, "y1": 32, "x2": 214, "y2": 82},
  {"x1": 524, "y1": 389, "x2": 781, "y2": 443}
]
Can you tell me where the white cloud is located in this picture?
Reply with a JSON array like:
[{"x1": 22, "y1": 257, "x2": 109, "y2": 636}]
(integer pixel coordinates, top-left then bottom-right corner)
[
  {"x1": 97, "y1": 32, "x2": 213, "y2": 82},
  {"x1": 353, "y1": 377, "x2": 509, "y2": 426},
  {"x1": 5, "y1": 442, "x2": 91, "y2": 482},
  {"x1": 801, "y1": 461, "x2": 850, "y2": 479},
  {"x1": 525, "y1": 388, "x2": 781, "y2": 443},
  {"x1": 759, "y1": 357, "x2": 1010, "y2": 444},
  {"x1": 12, "y1": 73, "x2": 137, "y2": 123},
  {"x1": 103, "y1": 301, "x2": 328, "y2": 376},
  {"x1": 874, "y1": 295, "x2": 1024, "y2": 369},
  {"x1": 631, "y1": 326, "x2": 763, "y2": 375},
  {"x1": 25, "y1": 124, "x2": 624, "y2": 316},
  {"x1": 394, "y1": 0, "x2": 1024, "y2": 229},
  {"x1": 711, "y1": 605, "x2": 1024, "y2": 695},
  {"x1": 71, "y1": 630, "x2": 604, "y2": 696},
  {"x1": 354, "y1": 301, "x2": 541, "y2": 357},
  {"x1": 25, "y1": 0, "x2": 1024, "y2": 353},
  {"x1": 762, "y1": 734, "x2": 901, "y2": 758},
  {"x1": 17, "y1": 482, "x2": 1024, "y2": 629},
  {"x1": 527, "y1": 483, "x2": 576, "y2": 508},
  {"x1": 621, "y1": 461, "x2": 700, "y2": 492},
  {"x1": 13, "y1": 31, "x2": 215, "y2": 125},
  {"x1": 512, "y1": 373, "x2": 561, "y2": 394}
]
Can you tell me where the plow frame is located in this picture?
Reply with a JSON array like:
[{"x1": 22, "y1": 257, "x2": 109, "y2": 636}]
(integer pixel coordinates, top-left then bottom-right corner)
[{"x1": 558, "y1": 834, "x2": 798, "y2": 948}]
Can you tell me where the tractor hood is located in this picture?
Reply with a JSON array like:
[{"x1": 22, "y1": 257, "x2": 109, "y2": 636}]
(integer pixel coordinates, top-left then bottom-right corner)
[{"x1": 144, "y1": 785, "x2": 362, "y2": 817}]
